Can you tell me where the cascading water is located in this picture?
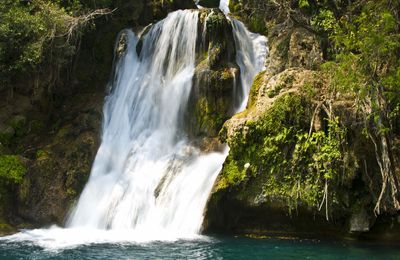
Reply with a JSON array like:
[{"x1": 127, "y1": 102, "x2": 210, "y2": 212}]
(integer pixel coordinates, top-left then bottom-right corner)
[
  {"x1": 232, "y1": 19, "x2": 268, "y2": 110},
  {"x1": 1, "y1": 2, "x2": 267, "y2": 249},
  {"x1": 66, "y1": 10, "x2": 227, "y2": 236},
  {"x1": 219, "y1": 0, "x2": 230, "y2": 14}
]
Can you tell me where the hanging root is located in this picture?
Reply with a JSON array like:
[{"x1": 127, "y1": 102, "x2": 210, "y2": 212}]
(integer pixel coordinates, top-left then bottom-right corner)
[
  {"x1": 63, "y1": 8, "x2": 117, "y2": 42},
  {"x1": 308, "y1": 102, "x2": 323, "y2": 138},
  {"x1": 370, "y1": 132, "x2": 400, "y2": 215},
  {"x1": 318, "y1": 179, "x2": 329, "y2": 221},
  {"x1": 363, "y1": 90, "x2": 400, "y2": 216}
]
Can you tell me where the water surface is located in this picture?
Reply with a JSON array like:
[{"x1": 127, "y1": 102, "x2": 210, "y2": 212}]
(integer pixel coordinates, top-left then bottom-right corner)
[{"x1": 1, "y1": 236, "x2": 399, "y2": 259}]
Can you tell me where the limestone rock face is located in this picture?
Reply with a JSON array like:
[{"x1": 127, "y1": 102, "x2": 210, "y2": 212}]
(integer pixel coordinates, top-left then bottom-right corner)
[
  {"x1": 16, "y1": 93, "x2": 103, "y2": 226},
  {"x1": 288, "y1": 28, "x2": 323, "y2": 70},
  {"x1": 204, "y1": 69, "x2": 332, "y2": 234},
  {"x1": 203, "y1": 66, "x2": 370, "y2": 238},
  {"x1": 265, "y1": 27, "x2": 323, "y2": 78}
]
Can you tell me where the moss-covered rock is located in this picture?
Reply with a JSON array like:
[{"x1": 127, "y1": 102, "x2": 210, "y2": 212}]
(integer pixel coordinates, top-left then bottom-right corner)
[
  {"x1": 0, "y1": 155, "x2": 27, "y2": 232},
  {"x1": 0, "y1": 222, "x2": 16, "y2": 236},
  {"x1": 0, "y1": 155, "x2": 26, "y2": 184},
  {"x1": 189, "y1": 67, "x2": 239, "y2": 138},
  {"x1": 185, "y1": 9, "x2": 239, "y2": 142},
  {"x1": 16, "y1": 94, "x2": 102, "y2": 226},
  {"x1": 204, "y1": 65, "x2": 400, "y2": 242},
  {"x1": 204, "y1": 66, "x2": 397, "y2": 239},
  {"x1": 228, "y1": 0, "x2": 268, "y2": 35}
]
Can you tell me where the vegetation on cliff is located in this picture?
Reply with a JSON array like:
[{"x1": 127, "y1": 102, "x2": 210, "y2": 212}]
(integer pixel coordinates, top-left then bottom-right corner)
[
  {"x1": 206, "y1": 0, "x2": 400, "y2": 238},
  {"x1": 0, "y1": 0, "x2": 113, "y2": 92}
]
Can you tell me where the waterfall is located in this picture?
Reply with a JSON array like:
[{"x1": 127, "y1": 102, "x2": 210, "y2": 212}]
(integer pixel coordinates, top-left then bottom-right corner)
[
  {"x1": 66, "y1": 10, "x2": 227, "y2": 237},
  {"x1": 1, "y1": 4, "x2": 267, "y2": 248},
  {"x1": 232, "y1": 19, "x2": 268, "y2": 110},
  {"x1": 65, "y1": 9, "x2": 267, "y2": 236}
]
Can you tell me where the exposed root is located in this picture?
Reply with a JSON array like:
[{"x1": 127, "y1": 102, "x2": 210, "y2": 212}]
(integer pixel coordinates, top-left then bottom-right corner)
[
  {"x1": 308, "y1": 102, "x2": 323, "y2": 138},
  {"x1": 363, "y1": 90, "x2": 400, "y2": 216},
  {"x1": 61, "y1": 8, "x2": 117, "y2": 42},
  {"x1": 318, "y1": 179, "x2": 329, "y2": 221}
]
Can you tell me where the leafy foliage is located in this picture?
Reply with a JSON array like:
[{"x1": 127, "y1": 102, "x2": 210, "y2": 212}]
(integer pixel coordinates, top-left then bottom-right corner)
[
  {"x1": 323, "y1": 0, "x2": 400, "y2": 214},
  {"x1": 0, "y1": 0, "x2": 73, "y2": 86},
  {"x1": 0, "y1": 0, "x2": 113, "y2": 89}
]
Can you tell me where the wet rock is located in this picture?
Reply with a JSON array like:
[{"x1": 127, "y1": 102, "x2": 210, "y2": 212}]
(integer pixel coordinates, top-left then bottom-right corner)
[
  {"x1": 16, "y1": 93, "x2": 103, "y2": 226},
  {"x1": 350, "y1": 210, "x2": 370, "y2": 233},
  {"x1": 186, "y1": 9, "x2": 239, "y2": 140},
  {"x1": 0, "y1": 223, "x2": 16, "y2": 236},
  {"x1": 116, "y1": 32, "x2": 128, "y2": 58}
]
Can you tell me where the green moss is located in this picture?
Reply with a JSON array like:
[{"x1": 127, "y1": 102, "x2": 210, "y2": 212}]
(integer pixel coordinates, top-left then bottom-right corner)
[
  {"x1": 248, "y1": 14, "x2": 267, "y2": 35},
  {"x1": 36, "y1": 149, "x2": 48, "y2": 159},
  {"x1": 220, "y1": 92, "x2": 349, "y2": 212},
  {"x1": 301, "y1": 82, "x2": 318, "y2": 98},
  {"x1": 267, "y1": 83, "x2": 285, "y2": 98},
  {"x1": 247, "y1": 71, "x2": 266, "y2": 109},
  {"x1": 194, "y1": 96, "x2": 228, "y2": 136},
  {"x1": 55, "y1": 126, "x2": 71, "y2": 140},
  {"x1": 192, "y1": 67, "x2": 236, "y2": 137},
  {"x1": 0, "y1": 222, "x2": 14, "y2": 235},
  {"x1": 266, "y1": 74, "x2": 294, "y2": 98},
  {"x1": 217, "y1": 159, "x2": 246, "y2": 189},
  {"x1": 0, "y1": 155, "x2": 27, "y2": 184}
]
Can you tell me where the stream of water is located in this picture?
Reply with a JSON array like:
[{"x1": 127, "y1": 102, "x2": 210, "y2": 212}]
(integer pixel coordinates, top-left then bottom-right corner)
[{"x1": 1, "y1": 237, "x2": 399, "y2": 259}]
